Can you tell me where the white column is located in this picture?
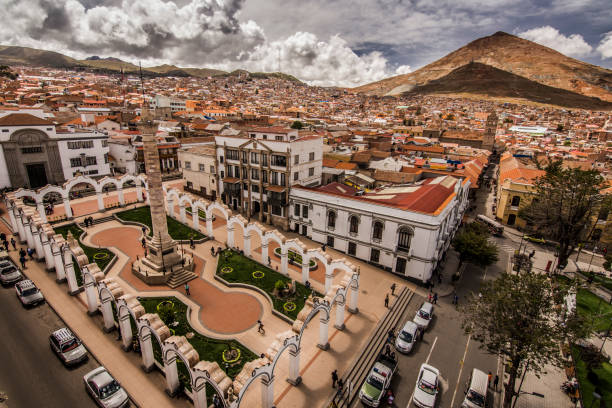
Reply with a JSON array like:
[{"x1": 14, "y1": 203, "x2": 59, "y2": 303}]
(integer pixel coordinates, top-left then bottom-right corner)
[
  {"x1": 85, "y1": 276, "x2": 98, "y2": 315},
  {"x1": 33, "y1": 229, "x2": 44, "y2": 260},
  {"x1": 96, "y1": 192, "x2": 105, "y2": 212},
  {"x1": 335, "y1": 299, "x2": 346, "y2": 331},
  {"x1": 301, "y1": 259, "x2": 309, "y2": 284},
  {"x1": 36, "y1": 201, "x2": 47, "y2": 223},
  {"x1": 192, "y1": 209, "x2": 199, "y2": 230},
  {"x1": 145, "y1": 188, "x2": 150, "y2": 205},
  {"x1": 261, "y1": 242, "x2": 268, "y2": 264},
  {"x1": 41, "y1": 233, "x2": 55, "y2": 270},
  {"x1": 179, "y1": 203, "x2": 186, "y2": 224},
  {"x1": 243, "y1": 232, "x2": 251, "y2": 257},
  {"x1": 140, "y1": 334, "x2": 155, "y2": 372},
  {"x1": 53, "y1": 245, "x2": 66, "y2": 282},
  {"x1": 64, "y1": 250, "x2": 79, "y2": 295},
  {"x1": 119, "y1": 312, "x2": 133, "y2": 351},
  {"x1": 281, "y1": 247, "x2": 288, "y2": 276},
  {"x1": 63, "y1": 198, "x2": 73, "y2": 219},
  {"x1": 168, "y1": 198, "x2": 175, "y2": 218},
  {"x1": 348, "y1": 278, "x2": 359, "y2": 314},
  {"x1": 227, "y1": 225, "x2": 235, "y2": 248},
  {"x1": 118, "y1": 187, "x2": 125, "y2": 206},
  {"x1": 318, "y1": 315, "x2": 330, "y2": 350},
  {"x1": 136, "y1": 184, "x2": 143, "y2": 202},
  {"x1": 260, "y1": 376, "x2": 275, "y2": 408},
  {"x1": 164, "y1": 356, "x2": 180, "y2": 396},
  {"x1": 24, "y1": 219, "x2": 35, "y2": 249},
  {"x1": 324, "y1": 272, "x2": 333, "y2": 294},
  {"x1": 287, "y1": 348, "x2": 302, "y2": 386},
  {"x1": 192, "y1": 380, "x2": 207, "y2": 408},
  {"x1": 7, "y1": 204, "x2": 18, "y2": 233},
  {"x1": 101, "y1": 299, "x2": 115, "y2": 332},
  {"x1": 206, "y1": 217, "x2": 213, "y2": 238},
  {"x1": 16, "y1": 213, "x2": 26, "y2": 243}
]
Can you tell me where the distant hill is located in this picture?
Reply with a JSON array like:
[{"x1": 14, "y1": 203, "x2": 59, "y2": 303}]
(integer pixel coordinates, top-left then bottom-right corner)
[
  {"x1": 405, "y1": 62, "x2": 612, "y2": 110},
  {"x1": 0, "y1": 45, "x2": 79, "y2": 68},
  {"x1": 355, "y1": 31, "x2": 612, "y2": 106}
]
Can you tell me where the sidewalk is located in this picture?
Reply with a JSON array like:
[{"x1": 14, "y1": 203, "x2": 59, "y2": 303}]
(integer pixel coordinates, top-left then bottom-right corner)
[{"x1": 512, "y1": 363, "x2": 574, "y2": 408}]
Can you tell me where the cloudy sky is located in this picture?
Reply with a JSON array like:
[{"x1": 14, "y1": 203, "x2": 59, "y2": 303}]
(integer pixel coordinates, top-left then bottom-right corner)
[{"x1": 1, "y1": 0, "x2": 611, "y2": 87}]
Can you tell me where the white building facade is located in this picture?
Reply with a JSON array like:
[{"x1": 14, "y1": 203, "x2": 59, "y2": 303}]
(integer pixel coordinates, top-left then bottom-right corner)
[{"x1": 289, "y1": 176, "x2": 470, "y2": 282}]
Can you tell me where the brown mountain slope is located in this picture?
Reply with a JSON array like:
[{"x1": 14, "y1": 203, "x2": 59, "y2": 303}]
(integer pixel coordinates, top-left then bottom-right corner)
[
  {"x1": 355, "y1": 31, "x2": 612, "y2": 102},
  {"x1": 405, "y1": 62, "x2": 612, "y2": 110}
]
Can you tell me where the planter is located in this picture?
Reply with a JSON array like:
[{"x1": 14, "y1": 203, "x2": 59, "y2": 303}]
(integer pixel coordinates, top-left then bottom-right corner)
[
  {"x1": 222, "y1": 347, "x2": 241, "y2": 364},
  {"x1": 283, "y1": 301, "x2": 296, "y2": 312},
  {"x1": 156, "y1": 300, "x2": 175, "y2": 312},
  {"x1": 221, "y1": 266, "x2": 233, "y2": 274},
  {"x1": 252, "y1": 270, "x2": 265, "y2": 279},
  {"x1": 93, "y1": 252, "x2": 110, "y2": 260}
]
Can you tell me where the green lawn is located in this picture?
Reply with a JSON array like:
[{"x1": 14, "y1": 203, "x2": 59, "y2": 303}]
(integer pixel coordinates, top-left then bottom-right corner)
[
  {"x1": 54, "y1": 223, "x2": 115, "y2": 278},
  {"x1": 115, "y1": 206, "x2": 205, "y2": 240},
  {"x1": 577, "y1": 289, "x2": 612, "y2": 332},
  {"x1": 186, "y1": 207, "x2": 208, "y2": 220},
  {"x1": 217, "y1": 249, "x2": 318, "y2": 320},
  {"x1": 572, "y1": 346, "x2": 612, "y2": 407},
  {"x1": 138, "y1": 296, "x2": 257, "y2": 383}
]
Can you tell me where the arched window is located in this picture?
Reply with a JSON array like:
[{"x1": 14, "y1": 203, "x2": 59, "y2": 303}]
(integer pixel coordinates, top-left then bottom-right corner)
[
  {"x1": 397, "y1": 226, "x2": 413, "y2": 251},
  {"x1": 327, "y1": 211, "x2": 336, "y2": 228},
  {"x1": 511, "y1": 196, "x2": 521, "y2": 206},
  {"x1": 349, "y1": 215, "x2": 359, "y2": 234},
  {"x1": 373, "y1": 221, "x2": 383, "y2": 240}
]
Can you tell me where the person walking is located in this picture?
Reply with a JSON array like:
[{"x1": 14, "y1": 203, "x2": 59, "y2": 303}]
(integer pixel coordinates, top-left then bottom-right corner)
[
  {"x1": 10, "y1": 237, "x2": 16, "y2": 251},
  {"x1": 189, "y1": 237, "x2": 194, "y2": 249},
  {"x1": 141, "y1": 226, "x2": 146, "y2": 236},
  {"x1": 384, "y1": 293, "x2": 389, "y2": 308},
  {"x1": 3, "y1": 240, "x2": 8, "y2": 252},
  {"x1": 331, "y1": 369, "x2": 338, "y2": 388},
  {"x1": 141, "y1": 237, "x2": 146, "y2": 248},
  {"x1": 27, "y1": 247, "x2": 34, "y2": 259},
  {"x1": 19, "y1": 248, "x2": 26, "y2": 259},
  {"x1": 19, "y1": 255, "x2": 26, "y2": 269},
  {"x1": 0, "y1": 232, "x2": 5, "y2": 242},
  {"x1": 453, "y1": 293, "x2": 459, "y2": 305},
  {"x1": 493, "y1": 374, "x2": 499, "y2": 391},
  {"x1": 390, "y1": 283, "x2": 396, "y2": 296},
  {"x1": 257, "y1": 320, "x2": 265, "y2": 334},
  {"x1": 433, "y1": 292, "x2": 438, "y2": 305},
  {"x1": 488, "y1": 371, "x2": 492, "y2": 388},
  {"x1": 336, "y1": 378, "x2": 344, "y2": 397},
  {"x1": 184, "y1": 283, "x2": 190, "y2": 296}
]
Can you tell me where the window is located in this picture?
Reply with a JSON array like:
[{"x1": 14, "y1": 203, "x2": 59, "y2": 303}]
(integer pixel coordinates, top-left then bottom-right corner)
[
  {"x1": 281, "y1": 173, "x2": 286, "y2": 186},
  {"x1": 250, "y1": 133, "x2": 256, "y2": 138},
  {"x1": 251, "y1": 168, "x2": 259, "y2": 180},
  {"x1": 349, "y1": 215, "x2": 359, "y2": 234},
  {"x1": 242, "y1": 167, "x2": 247, "y2": 179},
  {"x1": 235, "y1": 165, "x2": 240, "y2": 176},
  {"x1": 327, "y1": 235, "x2": 334, "y2": 248},
  {"x1": 272, "y1": 205, "x2": 282, "y2": 216},
  {"x1": 328, "y1": 211, "x2": 336, "y2": 228},
  {"x1": 262, "y1": 170, "x2": 268, "y2": 183},
  {"x1": 251, "y1": 152, "x2": 259, "y2": 164},
  {"x1": 507, "y1": 214, "x2": 516, "y2": 225},
  {"x1": 184, "y1": 161, "x2": 191, "y2": 170},
  {"x1": 85, "y1": 156, "x2": 97, "y2": 166},
  {"x1": 309, "y1": 152, "x2": 315, "y2": 161},
  {"x1": 67, "y1": 140, "x2": 94, "y2": 149},
  {"x1": 511, "y1": 196, "x2": 521, "y2": 207},
  {"x1": 370, "y1": 248, "x2": 380, "y2": 263},
  {"x1": 271, "y1": 155, "x2": 286, "y2": 167},
  {"x1": 210, "y1": 165, "x2": 215, "y2": 173},
  {"x1": 397, "y1": 226, "x2": 413, "y2": 251},
  {"x1": 295, "y1": 203, "x2": 300, "y2": 217},
  {"x1": 302, "y1": 205, "x2": 308, "y2": 218},
  {"x1": 219, "y1": 156, "x2": 224, "y2": 163},
  {"x1": 21, "y1": 146, "x2": 43, "y2": 154},
  {"x1": 104, "y1": 153, "x2": 109, "y2": 164},
  {"x1": 252, "y1": 184, "x2": 259, "y2": 193},
  {"x1": 396, "y1": 257, "x2": 407, "y2": 274},
  {"x1": 294, "y1": 155, "x2": 299, "y2": 164},
  {"x1": 271, "y1": 172, "x2": 278, "y2": 185},
  {"x1": 309, "y1": 167, "x2": 314, "y2": 177},
  {"x1": 373, "y1": 221, "x2": 383, "y2": 240},
  {"x1": 102, "y1": 140, "x2": 108, "y2": 147},
  {"x1": 261, "y1": 153, "x2": 268, "y2": 166},
  {"x1": 275, "y1": 135, "x2": 283, "y2": 141},
  {"x1": 199, "y1": 164, "x2": 205, "y2": 171},
  {"x1": 226, "y1": 149, "x2": 239, "y2": 161},
  {"x1": 348, "y1": 242, "x2": 357, "y2": 256},
  {"x1": 227, "y1": 166, "x2": 233, "y2": 177},
  {"x1": 241, "y1": 151, "x2": 247, "y2": 164},
  {"x1": 294, "y1": 172, "x2": 299, "y2": 181},
  {"x1": 70, "y1": 158, "x2": 81, "y2": 168},
  {"x1": 220, "y1": 170, "x2": 224, "y2": 178},
  {"x1": 262, "y1": 134, "x2": 268, "y2": 140}
]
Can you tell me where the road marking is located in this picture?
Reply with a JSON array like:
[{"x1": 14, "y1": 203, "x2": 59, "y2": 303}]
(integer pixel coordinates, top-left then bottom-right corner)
[
  {"x1": 450, "y1": 333, "x2": 472, "y2": 408},
  {"x1": 407, "y1": 336, "x2": 438, "y2": 407}
]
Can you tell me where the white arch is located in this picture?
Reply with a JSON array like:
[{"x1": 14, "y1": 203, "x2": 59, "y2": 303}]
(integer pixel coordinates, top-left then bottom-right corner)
[
  {"x1": 63, "y1": 175, "x2": 98, "y2": 194},
  {"x1": 97, "y1": 176, "x2": 120, "y2": 193},
  {"x1": 206, "y1": 201, "x2": 230, "y2": 221}
]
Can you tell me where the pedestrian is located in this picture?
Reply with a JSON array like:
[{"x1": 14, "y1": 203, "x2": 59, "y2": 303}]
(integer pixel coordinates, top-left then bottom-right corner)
[
  {"x1": 428, "y1": 292, "x2": 433, "y2": 303},
  {"x1": 212, "y1": 394, "x2": 221, "y2": 408},
  {"x1": 331, "y1": 369, "x2": 338, "y2": 388},
  {"x1": 257, "y1": 320, "x2": 265, "y2": 334},
  {"x1": 437, "y1": 273, "x2": 442, "y2": 284},
  {"x1": 419, "y1": 327, "x2": 424, "y2": 340},
  {"x1": 189, "y1": 237, "x2": 194, "y2": 249},
  {"x1": 27, "y1": 247, "x2": 34, "y2": 259},
  {"x1": 305, "y1": 280, "x2": 311, "y2": 290},
  {"x1": 19, "y1": 256, "x2": 26, "y2": 269},
  {"x1": 387, "y1": 329, "x2": 395, "y2": 343},
  {"x1": 385, "y1": 343, "x2": 391, "y2": 356},
  {"x1": 185, "y1": 283, "x2": 190, "y2": 296},
  {"x1": 0, "y1": 232, "x2": 5, "y2": 242},
  {"x1": 488, "y1": 371, "x2": 492, "y2": 388},
  {"x1": 144, "y1": 247, "x2": 148, "y2": 257},
  {"x1": 433, "y1": 292, "x2": 438, "y2": 304},
  {"x1": 494, "y1": 374, "x2": 499, "y2": 391},
  {"x1": 19, "y1": 248, "x2": 26, "y2": 258},
  {"x1": 336, "y1": 378, "x2": 344, "y2": 396},
  {"x1": 267, "y1": 256, "x2": 271, "y2": 265},
  {"x1": 529, "y1": 250, "x2": 535, "y2": 259},
  {"x1": 10, "y1": 237, "x2": 16, "y2": 250},
  {"x1": 210, "y1": 247, "x2": 215, "y2": 256},
  {"x1": 141, "y1": 237, "x2": 146, "y2": 248},
  {"x1": 390, "y1": 283, "x2": 396, "y2": 296},
  {"x1": 384, "y1": 293, "x2": 389, "y2": 308},
  {"x1": 3, "y1": 240, "x2": 8, "y2": 252},
  {"x1": 453, "y1": 293, "x2": 459, "y2": 305},
  {"x1": 322, "y1": 244, "x2": 326, "y2": 252}
]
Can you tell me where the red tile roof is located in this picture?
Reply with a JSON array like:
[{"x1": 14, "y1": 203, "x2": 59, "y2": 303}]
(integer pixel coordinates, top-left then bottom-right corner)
[{"x1": 0, "y1": 113, "x2": 52, "y2": 126}]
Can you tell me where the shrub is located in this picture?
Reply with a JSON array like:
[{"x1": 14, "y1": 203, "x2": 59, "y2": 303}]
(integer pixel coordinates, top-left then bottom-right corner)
[{"x1": 274, "y1": 280, "x2": 285, "y2": 291}]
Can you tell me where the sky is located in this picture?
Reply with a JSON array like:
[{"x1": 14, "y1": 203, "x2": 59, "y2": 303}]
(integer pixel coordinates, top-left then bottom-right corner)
[{"x1": 1, "y1": 0, "x2": 611, "y2": 87}]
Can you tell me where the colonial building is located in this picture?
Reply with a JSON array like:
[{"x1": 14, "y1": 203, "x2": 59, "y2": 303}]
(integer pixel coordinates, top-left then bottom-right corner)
[
  {"x1": 216, "y1": 128, "x2": 322, "y2": 230},
  {"x1": 178, "y1": 145, "x2": 218, "y2": 201},
  {"x1": 439, "y1": 111, "x2": 498, "y2": 151},
  {"x1": 289, "y1": 175, "x2": 470, "y2": 282},
  {"x1": 0, "y1": 113, "x2": 110, "y2": 188}
]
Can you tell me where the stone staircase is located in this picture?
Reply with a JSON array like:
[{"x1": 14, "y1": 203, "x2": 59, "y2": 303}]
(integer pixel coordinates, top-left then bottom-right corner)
[
  {"x1": 166, "y1": 268, "x2": 198, "y2": 289},
  {"x1": 78, "y1": 215, "x2": 115, "y2": 228}
]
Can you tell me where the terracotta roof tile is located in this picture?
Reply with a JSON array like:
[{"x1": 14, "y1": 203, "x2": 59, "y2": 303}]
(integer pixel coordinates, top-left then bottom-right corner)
[{"x1": 0, "y1": 113, "x2": 52, "y2": 126}]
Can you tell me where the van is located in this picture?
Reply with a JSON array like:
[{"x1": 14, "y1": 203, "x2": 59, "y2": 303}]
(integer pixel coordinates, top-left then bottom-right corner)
[{"x1": 462, "y1": 368, "x2": 488, "y2": 408}]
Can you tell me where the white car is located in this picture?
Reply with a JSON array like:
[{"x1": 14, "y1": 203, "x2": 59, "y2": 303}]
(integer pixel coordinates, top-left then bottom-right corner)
[
  {"x1": 84, "y1": 367, "x2": 129, "y2": 408},
  {"x1": 15, "y1": 279, "x2": 44, "y2": 307},
  {"x1": 413, "y1": 363, "x2": 440, "y2": 408},
  {"x1": 395, "y1": 320, "x2": 419, "y2": 353},
  {"x1": 413, "y1": 302, "x2": 434, "y2": 330}
]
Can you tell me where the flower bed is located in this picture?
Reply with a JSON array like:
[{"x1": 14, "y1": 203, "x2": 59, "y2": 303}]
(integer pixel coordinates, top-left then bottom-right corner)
[
  {"x1": 216, "y1": 249, "x2": 319, "y2": 320},
  {"x1": 273, "y1": 247, "x2": 316, "y2": 269},
  {"x1": 221, "y1": 266, "x2": 233, "y2": 274},
  {"x1": 116, "y1": 206, "x2": 205, "y2": 240},
  {"x1": 252, "y1": 270, "x2": 264, "y2": 279}
]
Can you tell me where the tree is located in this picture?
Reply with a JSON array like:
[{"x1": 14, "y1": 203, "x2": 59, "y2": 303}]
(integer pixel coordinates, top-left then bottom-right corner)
[
  {"x1": 461, "y1": 273, "x2": 590, "y2": 407},
  {"x1": 290, "y1": 120, "x2": 303, "y2": 129},
  {"x1": 520, "y1": 160, "x2": 604, "y2": 270},
  {"x1": 452, "y1": 223, "x2": 499, "y2": 268}
]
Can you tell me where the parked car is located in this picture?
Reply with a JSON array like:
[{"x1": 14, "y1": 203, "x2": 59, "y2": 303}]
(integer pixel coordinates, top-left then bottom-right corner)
[
  {"x1": 395, "y1": 320, "x2": 420, "y2": 354},
  {"x1": 413, "y1": 302, "x2": 434, "y2": 330},
  {"x1": 15, "y1": 279, "x2": 44, "y2": 306},
  {"x1": 84, "y1": 367, "x2": 129, "y2": 408},
  {"x1": 49, "y1": 327, "x2": 88, "y2": 366},
  {"x1": 359, "y1": 352, "x2": 398, "y2": 407},
  {"x1": 413, "y1": 363, "x2": 440, "y2": 408},
  {"x1": 461, "y1": 368, "x2": 488, "y2": 408},
  {"x1": 0, "y1": 261, "x2": 22, "y2": 286}
]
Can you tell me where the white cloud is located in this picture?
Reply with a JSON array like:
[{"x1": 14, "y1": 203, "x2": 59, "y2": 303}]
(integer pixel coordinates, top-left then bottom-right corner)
[
  {"x1": 395, "y1": 65, "x2": 412, "y2": 75},
  {"x1": 597, "y1": 31, "x2": 612, "y2": 59},
  {"x1": 518, "y1": 26, "x2": 593, "y2": 57}
]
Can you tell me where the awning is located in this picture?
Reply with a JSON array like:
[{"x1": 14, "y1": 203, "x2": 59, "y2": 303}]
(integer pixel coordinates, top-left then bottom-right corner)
[
  {"x1": 223, "y1": 177, "x2": 240, "y2": 183},
  {"x1": 266, "y1": 185, "x2": 287, "y2": 193}
]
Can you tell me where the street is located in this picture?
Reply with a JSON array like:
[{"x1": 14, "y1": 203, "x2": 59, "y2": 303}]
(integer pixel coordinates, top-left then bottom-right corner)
[{"x1": 0, "y1": 280, "x2": 99, "y2": 408}]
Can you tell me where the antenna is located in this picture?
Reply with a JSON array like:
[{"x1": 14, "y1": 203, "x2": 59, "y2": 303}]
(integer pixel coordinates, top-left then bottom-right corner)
[{"x1": 139, "y1": 61, "x2": 145, "y2": 98}]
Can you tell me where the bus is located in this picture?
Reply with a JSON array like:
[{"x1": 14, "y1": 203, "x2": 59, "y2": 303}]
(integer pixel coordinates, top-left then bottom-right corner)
[{"x1": 476, "y1": 215, "x2": 504, "y2": 236}]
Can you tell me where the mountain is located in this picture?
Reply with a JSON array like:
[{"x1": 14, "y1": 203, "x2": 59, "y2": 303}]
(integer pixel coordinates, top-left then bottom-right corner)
[
  {"x1": 405, "y1": 62, "x2": 612, "y2": 110},
  {"x1": 0, "y1": 45, "x2": 79, "y2": 68},
  {"x1": 355, "y1": 31, "x2": 612, "y2": 105}
]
